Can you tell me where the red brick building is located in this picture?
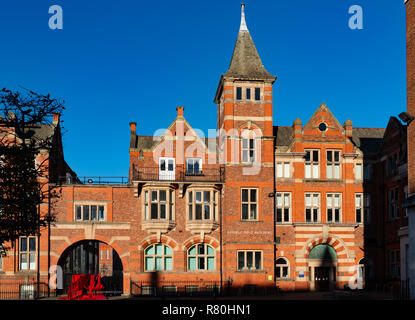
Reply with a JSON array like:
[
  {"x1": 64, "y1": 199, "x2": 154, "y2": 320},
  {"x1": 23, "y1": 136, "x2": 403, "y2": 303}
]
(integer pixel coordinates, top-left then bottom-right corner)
[{"x1": 0, "y1": 4, "x2": 411, "y2": 297}]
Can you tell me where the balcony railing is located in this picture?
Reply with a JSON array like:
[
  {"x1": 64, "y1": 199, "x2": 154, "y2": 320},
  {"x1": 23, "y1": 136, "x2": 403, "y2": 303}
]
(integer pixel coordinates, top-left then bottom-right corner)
[
  {"x1": 53, "y1": 176, "x2": 130, "y2": 185},
  {"x1": 132, "y1": 166, "x2": 225, "y2": 183}
]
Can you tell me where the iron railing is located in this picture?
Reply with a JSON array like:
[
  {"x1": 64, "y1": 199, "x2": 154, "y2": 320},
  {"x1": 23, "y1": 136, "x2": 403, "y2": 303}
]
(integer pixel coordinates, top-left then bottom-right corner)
[
  {"x1": 132, "y1": 166, "x2": 225, "y2": 183},
  {"x1": 0, "y1": 281, "x2": 48, "y2": 300},
  {"x1": 54, "y1": 176, "x2": 129, "y2": 185},
  {"x1": 130, "y1": 280, "x2": 221, "y2": 297}
]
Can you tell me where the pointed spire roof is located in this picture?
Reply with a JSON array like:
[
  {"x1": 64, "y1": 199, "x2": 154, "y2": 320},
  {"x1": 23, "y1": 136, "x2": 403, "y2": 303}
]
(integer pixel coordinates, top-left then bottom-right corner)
[{"x1": 224, "y1": 4, "x2": 276, "y2": 82}]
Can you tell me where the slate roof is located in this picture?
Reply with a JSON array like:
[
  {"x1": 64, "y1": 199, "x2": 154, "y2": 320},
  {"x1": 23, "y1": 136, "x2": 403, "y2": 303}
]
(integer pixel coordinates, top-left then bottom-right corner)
[
  {"x1": 224, "y1": 30, "x2": 276, "y2": 81},
  {"x1": 350, "y1": 127, "x2": 386, "y2": 156}
]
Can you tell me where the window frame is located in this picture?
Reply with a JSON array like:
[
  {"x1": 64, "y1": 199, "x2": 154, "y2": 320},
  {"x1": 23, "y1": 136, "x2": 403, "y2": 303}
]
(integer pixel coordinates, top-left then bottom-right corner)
[
  {"x1": 388, "y1": 187, "x2": 399, "y2": 221},
  {"x1": 305, "y1": 149, "x2": 320, "y2": 179},
  {"x1": 326, "y1": 193, "x2": 342, "y2": 223},
  {"x1": 276, "y1": 162, "x2": 290, "y2": 179},
  {"x1": 237, "y1": 250, "x2": 263, "y2": 271},
  {"x1": 305, "y1": 193, "x2": 320, "y2": 223},
  {"x1": 144, "y1": 243, "x2": 173, "y2": 272},
  {"x1": 185, "y1": 158, "x2": 202, "y2": 175},
  {"x1": 143, "y1": 189, "x2": 175, "y2": 221},
  {"x1": 275, "y1": 192, "x2": 291, "y2": 223},
  {"x1": 326, "y1": 150, "x2": 341, "y2": 179},
  {"x1": 275, "y1": 257, "x2": 289, "y2": 279},
  {"x1": 241, "y1": 188, "x2": 259, "y2": 221},
  {"x1": 187, "y1": 243, "x2": 215, "y2": 271},
  {"x1": 187, "y1": 189, "x2": 218, "y2": 221},
  {"x1": 74, "y1": 203, "x2": 106, "y2": 222},
  {"x1": 241, "y1": 137, "x2": 256, "y2": 163},
  {"x1": 19, "y1": 236, "x2": 37, "y2": 271}
]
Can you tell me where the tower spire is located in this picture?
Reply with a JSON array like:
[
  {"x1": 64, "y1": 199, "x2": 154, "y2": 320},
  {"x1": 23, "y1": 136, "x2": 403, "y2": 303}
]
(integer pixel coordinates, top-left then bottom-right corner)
[{"x1": 240, "y1": 3, "x2": 248, "y2": 32}]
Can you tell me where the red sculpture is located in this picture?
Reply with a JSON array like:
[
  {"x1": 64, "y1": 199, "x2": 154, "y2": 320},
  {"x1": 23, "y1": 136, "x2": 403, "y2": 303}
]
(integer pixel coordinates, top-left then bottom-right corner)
[{"x1": 60, "y1": 274, "x2": 107, "y2": 300}]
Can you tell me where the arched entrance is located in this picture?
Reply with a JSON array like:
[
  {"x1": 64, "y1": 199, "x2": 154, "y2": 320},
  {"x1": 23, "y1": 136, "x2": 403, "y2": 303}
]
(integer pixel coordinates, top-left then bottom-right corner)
[
  {"x1": 57, "y1": 240, "x2": 123, "y2": 296},
  {"x1": 308, "y1": 244, "x2": 337, "y2": 291}
]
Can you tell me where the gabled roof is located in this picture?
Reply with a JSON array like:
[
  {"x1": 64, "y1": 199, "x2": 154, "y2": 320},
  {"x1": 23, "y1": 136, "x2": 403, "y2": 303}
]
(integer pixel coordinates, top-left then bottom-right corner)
[{"x1": 223, "y1": 5, "x2": 276, "y2": 82}]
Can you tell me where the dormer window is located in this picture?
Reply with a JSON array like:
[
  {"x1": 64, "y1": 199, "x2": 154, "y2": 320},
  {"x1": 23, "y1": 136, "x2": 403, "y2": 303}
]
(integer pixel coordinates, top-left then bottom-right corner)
[{"x1": 186, "y1": 158, "x2": 202, "y2": 175}]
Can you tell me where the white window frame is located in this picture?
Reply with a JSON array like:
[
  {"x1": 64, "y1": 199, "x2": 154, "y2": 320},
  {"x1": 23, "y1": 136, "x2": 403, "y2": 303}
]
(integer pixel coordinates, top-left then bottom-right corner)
[
  {"x1": 305, "y1": 150, "x2": 319, "y2": 179},
  {"x1": 326, "y1": 150, "x2": 341, "y2": 179},
  {"x1": 276, "y1": 162, "x2": 290, "y2": 179},
  {"x1": 355, "y1": 163, "x2": 363, "y2": 180},
  {"x1": 275, "y1": 257, "x2": 290, "y2": 279},
  {"x1": 326, "y1": 193, "x2": 342, "y2": 223},
  {"x1": 276, "y1": 193, "x2": 291, "y2": 223},
  {"x1": 241, "y1": 188, "x2": 258, "y2": 221},
  {"x1": 186, "y1": 158, "x2": 202, "y2": 175},
  {"x1": 19, "y1": 237, "x2": 36, "y2": 271},
  {"x1": 305, "y1": 193, "x2": 320, "y2": 223}
]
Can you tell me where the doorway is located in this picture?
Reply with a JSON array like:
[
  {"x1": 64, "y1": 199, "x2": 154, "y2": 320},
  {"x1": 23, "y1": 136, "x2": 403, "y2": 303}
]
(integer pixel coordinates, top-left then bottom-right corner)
[
  {"x1": 314, "y1": 267, "x2": 330, "y2": 291},
  {"x1": 308, "y1": 244, "x2": 338, "y2": 291}
]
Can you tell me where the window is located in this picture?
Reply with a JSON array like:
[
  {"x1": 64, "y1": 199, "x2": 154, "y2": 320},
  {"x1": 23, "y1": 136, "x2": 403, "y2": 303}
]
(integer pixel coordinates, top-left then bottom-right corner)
[
  {"x1": 326, "y1": 150, "x2": 340, "y2": 179},
  {"x1": 305, "y1": 150, "x2": 319, "y2": 179},
  {"x1": 326, "y1": 193, "x2": 341, "y2": 223},
  {"x1": 241, "y1": 138, "x2": 255, "y2": 163},
  {"x1": 144, "y1": 189, "x2": 174, "y2": 220},
  {"x1": 246, "y1": 88, "x2": 251, "y2": 100},
  {"x1": 389, "y1": 250, "x2": 400, "y2": 279},
  {"x1": 237, "y1": 251, "x2": 262, "y2": 270},
  {"x1": 188, "y1": 190, "x2": 218, "y2": 221},
  {"x1": 186, "y1": 158, "x2": 202, "y2": 175},
  {"x1": 236, "y1": 87, "x2": 242, "y2": 100},
  {"x1": 355, "y1": 194, "x2": 371, "y2": 224},
  {"x1": 20, "y1": 237, "x2": 36, "y2": 271},
  {"x1": 144, "y1": 244, "x2": 173, "y2": 271},
  {"x1": 241, "y1": 188, "x2": 258, "y2": 220},
  {"x1": 75, "y1": 204, "x2": 105, "y2": 221},
  {"x1": 255, "y1": 88, "x2": 261, "y2": 101},
  {"x1": 364, "y1": 163, "x2": 372, "y2": 180},
  {"x1": 388, "y1": 188, "x2": 399, "y2": 220},
  {"x1": 355, "y1": 163, "x2": 363, "y2": 180},
  {"x1": 276, "y1": 162, "x2": 290, "y2": 178},
  {"x1": 275, "y1": 258, "x2": 289, "y2": 279},
  {"x1": 276, "y1": 193, "x2": 290, "y2": 223},
  {"x1": 188, "y1": 244, "x2": 215, "y2": 271},
  {"x1": 318, "y1": 123, "x2": 327, "y2": 132},
  {"x1": 387, "y1": 154, "x2": 398, "y2": 175},
  {"x1": 404, "y1": 185, "x2": 408, "y2": 217},
  {"x1": 305, "y1": 193, "x2": 320, "y2": 222}
]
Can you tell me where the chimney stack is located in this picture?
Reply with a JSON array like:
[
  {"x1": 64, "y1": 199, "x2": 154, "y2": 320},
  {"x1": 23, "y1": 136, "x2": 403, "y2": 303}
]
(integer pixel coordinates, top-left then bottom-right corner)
[{"x1": 176, "y1": 106, "x2": 184, "y2": 117}]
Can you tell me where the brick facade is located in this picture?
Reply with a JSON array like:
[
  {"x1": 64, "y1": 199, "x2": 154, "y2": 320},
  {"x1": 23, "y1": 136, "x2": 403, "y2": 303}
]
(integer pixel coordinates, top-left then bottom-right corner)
[{"x1": 0, "y1": 4, "x2": 411, "y2": 297}]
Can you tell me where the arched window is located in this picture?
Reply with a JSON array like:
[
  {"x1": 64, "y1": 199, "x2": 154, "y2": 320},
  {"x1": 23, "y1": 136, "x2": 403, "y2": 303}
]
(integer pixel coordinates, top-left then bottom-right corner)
[
  {"x1": 358, "y1": 258, "x2": 373, "y2": 280},
  {"x1": 276, "y1": 257, "x2": 289, "y2": 279},
  {"x1": 188, "y1": 244, "x2": 215, "y2": 271},
  {"x1": 144, "y1": 244, "x2": 172, "y2": 271}
]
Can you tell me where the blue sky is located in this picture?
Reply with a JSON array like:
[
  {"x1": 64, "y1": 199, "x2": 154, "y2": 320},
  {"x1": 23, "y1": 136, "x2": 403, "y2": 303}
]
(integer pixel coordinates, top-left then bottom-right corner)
[{"x1": 0, "y1": 0, "x2": 407, "y2": 177}]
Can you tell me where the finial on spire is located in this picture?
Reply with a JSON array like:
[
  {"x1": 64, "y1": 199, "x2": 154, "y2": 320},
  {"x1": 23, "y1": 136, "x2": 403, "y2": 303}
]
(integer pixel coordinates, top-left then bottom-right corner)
[{"x1": 240, "y1": 3, "x2": 248, "y2": 32}]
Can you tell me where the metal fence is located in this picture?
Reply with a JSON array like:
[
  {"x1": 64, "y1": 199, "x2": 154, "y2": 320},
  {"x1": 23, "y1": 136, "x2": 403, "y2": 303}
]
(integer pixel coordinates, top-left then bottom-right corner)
[
  {"x1": 130, "y1": 280, "x2": 221, "y2": 297},
  {"x1": 132, "y1": 166, "x2": 225, "y2": 183},
  {"x1": 0, "y1": 281, "x2": 48, "y2": 300}
]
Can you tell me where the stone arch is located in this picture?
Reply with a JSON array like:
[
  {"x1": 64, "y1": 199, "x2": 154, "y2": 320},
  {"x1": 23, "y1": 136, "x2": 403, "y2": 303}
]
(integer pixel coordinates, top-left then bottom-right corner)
[
  {"x1": 237, "y1": 121, "x2": 263, "y2": 136},
  {"x1": 53, "y1": 235, "x2": 128, "y2": 270},
  {"x1": 182, "y1": 235, "x2": 220, "y2": 251},
  {"x1": 138, "y1": 234, "x2": 179, "y2": 251},
  {"x1": 303, "y1": 235, "x2": 349, "y2": 260}
]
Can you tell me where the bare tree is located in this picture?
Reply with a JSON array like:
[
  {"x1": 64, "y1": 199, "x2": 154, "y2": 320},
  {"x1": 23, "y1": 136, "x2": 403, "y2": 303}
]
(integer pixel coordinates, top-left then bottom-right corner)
[{"x1": 0, "y1": 87, "x2": 66, "y2": 250}]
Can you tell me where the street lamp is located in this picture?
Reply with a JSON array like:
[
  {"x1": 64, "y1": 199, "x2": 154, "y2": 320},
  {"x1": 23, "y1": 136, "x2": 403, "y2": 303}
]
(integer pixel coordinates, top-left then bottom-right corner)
[{"x1": 399, "y1": 112, "x2": 415, "y2": 124}]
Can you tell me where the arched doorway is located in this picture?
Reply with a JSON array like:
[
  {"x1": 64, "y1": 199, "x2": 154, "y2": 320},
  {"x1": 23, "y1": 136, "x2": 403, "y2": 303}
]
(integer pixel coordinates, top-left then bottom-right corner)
[
  {"x1": 57, "y1": 240, "x2": 123, "y2": 296},
  {"x1": 308, "y1": 244, "x2": 337, "y2": 291}
]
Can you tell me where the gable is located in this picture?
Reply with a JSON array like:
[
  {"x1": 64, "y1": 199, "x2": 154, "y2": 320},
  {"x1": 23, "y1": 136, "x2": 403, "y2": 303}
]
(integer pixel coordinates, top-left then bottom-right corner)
[{"x1": 302, "y1": 103, "x2": 344, "y2": 140}]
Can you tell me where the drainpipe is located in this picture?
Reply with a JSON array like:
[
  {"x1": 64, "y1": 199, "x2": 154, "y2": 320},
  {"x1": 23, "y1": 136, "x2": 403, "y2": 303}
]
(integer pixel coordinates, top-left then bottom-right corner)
[{"x1": 273, "y1": 136, "x2": 277, "y2": 288}]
